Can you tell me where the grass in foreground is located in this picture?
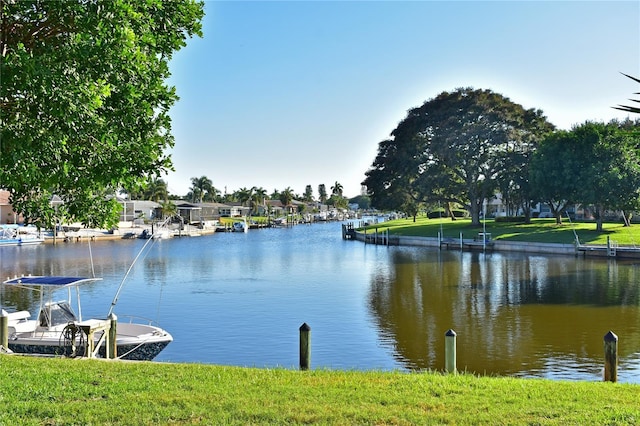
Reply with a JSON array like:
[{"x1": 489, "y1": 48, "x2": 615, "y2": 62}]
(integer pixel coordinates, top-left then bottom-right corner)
[
  {"x1": 365, "y1": 216, "x2": 640, "y2": 246},
  {"x1": 1, "y1": 355, "x2": 639, "y2": 425}
]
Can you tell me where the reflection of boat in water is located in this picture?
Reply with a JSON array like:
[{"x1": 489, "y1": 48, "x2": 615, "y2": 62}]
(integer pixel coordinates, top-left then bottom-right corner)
[
  {"x1": 0, "y1": 225, "x2": 45, "y2": 246},
  {"x1": 1, "y1": 276, "x2": 172, "y2": 360}
]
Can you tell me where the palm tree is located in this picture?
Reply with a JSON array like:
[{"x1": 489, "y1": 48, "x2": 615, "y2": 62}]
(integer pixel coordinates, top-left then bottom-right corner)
[
  {"x1": 236, "y1": 187, "x2": 252, "y2": 208},
  {"x1": 331, "y1": 181, "x2": 344, "y2": 197},
  {"x1": 251, "y1": 187, "x2": 268, "y2": 215},
  {"x1": 303, "y1": 185, "x2": 314, "y2": 202},
  {"x1": 145, "y1": 178, "x2": 168, "y2": 202},
  {"x1": 614, "y1": 73, "x2": 640, "y2": 114},
  {"x1": 159, "y1": 200, "x2": 178, "y2": 220},
  {"x1": 190, "y1": 176, "x2": 213, "y2": 203},
  {"x1": 280, "y1": 187, "x2": 294, "y2": 210},
  {"x1": 202, "y1": 186, "x2": 221, "y2": 203},
  {"x1": 318, "y1": 184, "x2": 327, "y2": 204}
]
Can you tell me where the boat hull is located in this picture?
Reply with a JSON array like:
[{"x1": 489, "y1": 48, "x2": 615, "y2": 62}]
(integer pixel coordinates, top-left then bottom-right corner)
[
  {"x1": 6, "y1": 322, "x2": 173, "y2": 360},
  {"x1": 7, "y1": 340, "x2": 171, "y2": 361},
  {"x1": 0, "y1": 237, "x2": 44, "y2": 246}
]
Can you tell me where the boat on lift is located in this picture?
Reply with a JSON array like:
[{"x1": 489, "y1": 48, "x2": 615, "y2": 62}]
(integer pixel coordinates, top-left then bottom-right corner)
[{"x1": 1, "y1": 275, "x2": 172, "y2": 360}]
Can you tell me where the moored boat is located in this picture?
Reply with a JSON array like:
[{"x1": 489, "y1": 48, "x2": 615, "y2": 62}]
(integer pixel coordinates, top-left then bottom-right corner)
[
  {"x1": 1, "y1": 276, "x2": 172, "y2": 360},
  {"x1": 232, "y1": 220, "x2": 248, "y2": 233},
  {"x1": 0, "y1": 225, "x2": 44, "y2": 246}
]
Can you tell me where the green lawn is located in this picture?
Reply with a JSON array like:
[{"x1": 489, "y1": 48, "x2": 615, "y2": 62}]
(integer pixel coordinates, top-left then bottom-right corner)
[
  {"x1": 364, "y1": 216, "x2": 640, "y2": 246},
  {"x1": 1, "y1": 355, "x2": 639, "y2": 425}
]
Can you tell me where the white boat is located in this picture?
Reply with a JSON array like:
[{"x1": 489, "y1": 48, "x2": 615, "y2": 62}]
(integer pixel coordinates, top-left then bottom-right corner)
[
  {"x1": 0, "y1": 225, "x2": 44, "y2": 246},
  {"x1": 1, "y1": 276, "x2": 172, "y2": 360},
  {"x1": 232, "y1": 220, "x2": 248, "y2": 233},
  {"x1": 139, "y1": 228, "x2": 172, "y2": 239}
]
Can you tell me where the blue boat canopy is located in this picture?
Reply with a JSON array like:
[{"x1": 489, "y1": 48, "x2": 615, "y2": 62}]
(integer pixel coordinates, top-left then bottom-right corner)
[{"x1": 2, "y1": 276, "x2": 102, "y2": 287}]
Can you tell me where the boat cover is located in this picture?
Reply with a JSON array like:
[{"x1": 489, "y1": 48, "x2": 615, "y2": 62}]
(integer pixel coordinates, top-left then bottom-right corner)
[{"x1": 2, "y1": 276, "x2": 102, "y2": 287}]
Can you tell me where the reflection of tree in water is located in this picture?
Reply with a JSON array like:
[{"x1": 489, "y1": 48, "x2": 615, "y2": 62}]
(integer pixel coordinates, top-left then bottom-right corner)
[
  {"x1": 1, "y1": 286, "x2": 38, "y2": 312},
  {"x1": 368, "y1": 249, "x2": 640, "y2": 377}
]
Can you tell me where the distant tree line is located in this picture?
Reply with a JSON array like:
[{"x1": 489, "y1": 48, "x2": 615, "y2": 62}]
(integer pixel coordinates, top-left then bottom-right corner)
[{"x1": 127, "y1": 177, "x2": 371, "y2": 213}]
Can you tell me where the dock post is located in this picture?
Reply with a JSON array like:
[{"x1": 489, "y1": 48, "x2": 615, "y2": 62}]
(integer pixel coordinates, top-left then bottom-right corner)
[
  {"x1": 604, "y1": 331, "x2": 618, "y2": 382},
  {"x1": 108, "y1": 313, "x2": 118, "y2": 359},
  {"x1": 445, "y1": 329, "x2": 457, "y2": 374},
  {"x1": 299, "y1": 322, "x2": 311, "y2": 370},
  {"x1": 0, "y1": 311, "x2": 8, "y2": 351},
  {"x1": 460, "y1": 232, "x2": 463, "y2": 250}
]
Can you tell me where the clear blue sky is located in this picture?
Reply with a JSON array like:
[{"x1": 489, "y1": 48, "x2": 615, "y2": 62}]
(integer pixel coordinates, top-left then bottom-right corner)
[{"x1": 166, "y1": 0, "x2": 640, "y2": 198}]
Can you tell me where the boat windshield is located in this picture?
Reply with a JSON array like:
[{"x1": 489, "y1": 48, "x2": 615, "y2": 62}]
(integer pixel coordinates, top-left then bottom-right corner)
[{"x1": 38, "y1": 301, "x2": 77, "y2": 327}]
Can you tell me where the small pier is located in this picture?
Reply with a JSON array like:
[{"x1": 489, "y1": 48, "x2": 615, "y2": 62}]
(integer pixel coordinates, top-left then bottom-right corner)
[
  {"x1": 439, "y1": 232, "x2": 494, "y2": 251},
  {"x1": 342, "y1": 223, "x2": 391, "y2": 245},
  {"x1": 577, "y1": 237, "x2": 640, "y2": 259},
  {"x1": 342, "y1": 223, "x2": 356, "y2": 240}
]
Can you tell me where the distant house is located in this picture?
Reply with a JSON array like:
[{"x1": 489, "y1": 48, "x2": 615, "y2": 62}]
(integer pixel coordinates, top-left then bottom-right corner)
[
  {"x1": 176, "y1": 202, "x2": 240, "y2": 224},
  {"x1": 221, "y1": 202, "x2": 251, "y2": 217},
  {"x1": 118, "y1": 198, "x2": 162, "y2": 224},
  {"x1": 0, "y1": 190, "x2": 22, "y2": 224},
  {"x1": 262, "y1": 200, "x2": 285, "y2": 217}
]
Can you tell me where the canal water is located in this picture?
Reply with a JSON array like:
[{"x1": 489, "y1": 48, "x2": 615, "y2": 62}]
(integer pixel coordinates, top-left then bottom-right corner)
[{"x1": 2, "y1": 221, "x2": 640, "y2": 383}]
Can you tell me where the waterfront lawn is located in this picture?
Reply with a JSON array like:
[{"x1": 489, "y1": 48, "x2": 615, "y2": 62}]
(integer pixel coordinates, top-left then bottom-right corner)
[
  {"x1": 219, "y1": 216, "x2": 269, "y2": 226},
  {"x1": 368, "y1": 216, "x2": 640, "y2": 246},
  {"x1": 1, "y1": 356, "x2": 639, "y2": 425}
]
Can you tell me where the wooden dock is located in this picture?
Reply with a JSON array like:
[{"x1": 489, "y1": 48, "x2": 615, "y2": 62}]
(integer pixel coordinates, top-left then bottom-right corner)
[{"x1": 576, "y1": 237, "x2": 640, "y2": 259}]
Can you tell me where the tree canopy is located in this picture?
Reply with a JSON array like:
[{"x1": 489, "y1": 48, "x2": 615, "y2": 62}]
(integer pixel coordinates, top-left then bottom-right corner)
[
  {"x1": 531, "y1": 121, "x2": 640, "y2": 230},
  {"x1": 363, "y1": 88, "x2": 554, "y2": 225},
  {"x1": 0, "y1": 0, "x2": 204, "y2": 228}
]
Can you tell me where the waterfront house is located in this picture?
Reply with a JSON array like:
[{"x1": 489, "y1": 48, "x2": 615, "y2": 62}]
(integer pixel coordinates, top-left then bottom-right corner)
[
  {"x1": 176, "y1": 202, "x2": 241, "y2": 225},
  {"x1": 0, "y1": 190, "x2": 23, "y2": 225},
  {"x1": 118, "y1": 198, "x2": 162, "y2": 225}
]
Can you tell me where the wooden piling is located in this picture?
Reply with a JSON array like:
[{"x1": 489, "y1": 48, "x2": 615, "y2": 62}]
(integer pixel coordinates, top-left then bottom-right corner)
[
  {"x1": 108, "y1": 313, "x2": 118, "y2": 359},
  {"x1": 299, "y1": 322, "x2": 311, "y2": 371},
  {"x1": 445, "y1": 329, "x2": 457, "y2": 374},
  {"x1": 604, "y1": 331, "x2": 618, "y2": 382},
  {"x1": 0, "y1": 312, "x2": 8, "y2": 351}
]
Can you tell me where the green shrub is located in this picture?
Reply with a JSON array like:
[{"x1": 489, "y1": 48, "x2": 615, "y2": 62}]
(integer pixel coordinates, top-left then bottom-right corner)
[
  {"x1": 427, "y1": 209, "x2": 468, "y2": 219},
  {"x1": 494, "y1": 216, "x2": 526, "y2": 223}
]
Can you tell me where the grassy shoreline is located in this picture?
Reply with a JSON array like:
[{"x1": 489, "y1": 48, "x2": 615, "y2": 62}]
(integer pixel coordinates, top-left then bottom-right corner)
[
  {"x1": 1, "y1": 355, "x2": 639, "y2": 425},
  {"x1": 363, "y1": 216, "x2": 640, "y2": 246}
]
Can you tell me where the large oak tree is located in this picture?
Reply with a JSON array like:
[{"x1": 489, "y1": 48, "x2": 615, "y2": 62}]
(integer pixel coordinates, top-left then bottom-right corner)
[
  {"x1": 363, "y1": 88, "x2": 554, "y2": 225},
  {"x1": 1, "y1": 0, "x2": 204, "y2": 228}
]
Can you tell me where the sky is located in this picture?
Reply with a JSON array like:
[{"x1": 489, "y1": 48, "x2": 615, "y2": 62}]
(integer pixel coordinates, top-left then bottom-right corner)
[{"x1": 165, "y1": 0, "x2": 640, "y2": 199}]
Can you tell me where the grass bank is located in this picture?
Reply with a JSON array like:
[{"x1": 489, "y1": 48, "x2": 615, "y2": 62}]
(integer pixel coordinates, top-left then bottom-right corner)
[
  {"x1": 1, "y1": 355, "x2": 639, "y2": 425},
  {"x1": 365, "y1": 216, "x2": 640, "y2": 246}
]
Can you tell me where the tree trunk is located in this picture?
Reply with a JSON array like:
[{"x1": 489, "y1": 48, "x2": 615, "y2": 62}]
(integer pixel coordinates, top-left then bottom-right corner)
[
  {"x1": 595, "y1": 205, "x2": 604, "y2": 232},
  {"x1": 470, "y1": 200, "x2": 481, "y2": 226},
  {"x1": 521, "y1": 200, "x2": 532, "y2": 224},
  {"x1": 554, "y1": 211, "x2": 563, "y2": 225},
  {"x1": 445, "y1": 202, "x2": 457, "y2": 221}
]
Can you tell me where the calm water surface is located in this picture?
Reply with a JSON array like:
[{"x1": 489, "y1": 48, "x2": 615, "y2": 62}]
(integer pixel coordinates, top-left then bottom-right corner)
[{"x1": 2, "y1": 221, "x2": 640, "y2": 383}]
